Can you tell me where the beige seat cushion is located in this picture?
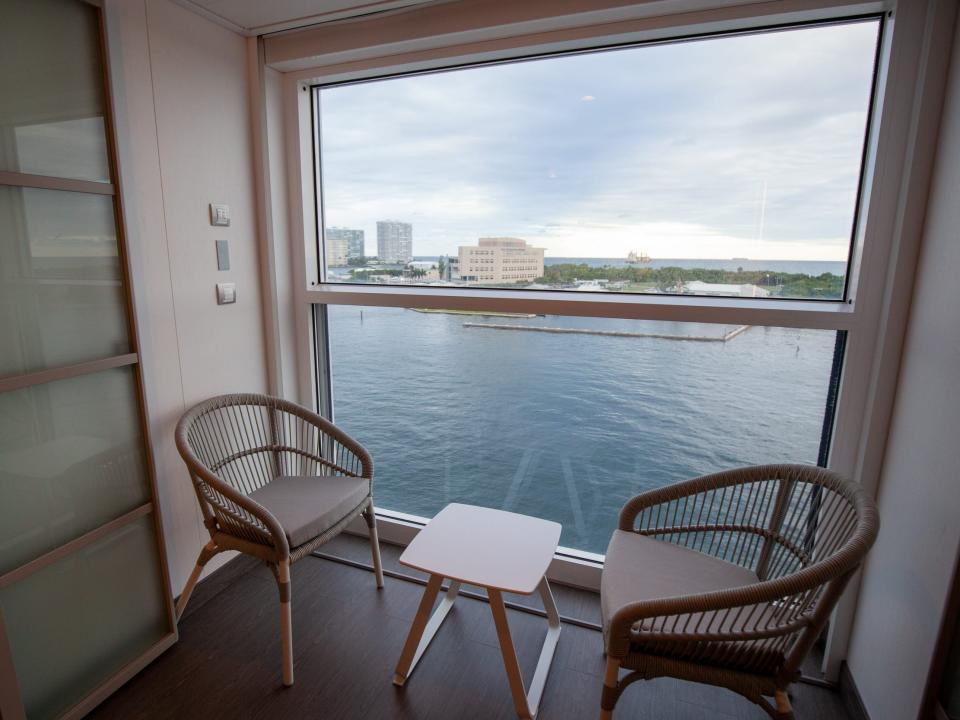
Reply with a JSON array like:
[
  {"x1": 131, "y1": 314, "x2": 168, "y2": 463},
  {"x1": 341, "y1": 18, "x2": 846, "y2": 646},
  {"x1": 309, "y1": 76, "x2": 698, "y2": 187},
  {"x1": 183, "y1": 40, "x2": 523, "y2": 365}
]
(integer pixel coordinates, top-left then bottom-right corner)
[
  {"x1": 249, "y1": 475, "x2": 369, "y2": 549},
  {"x1": 602, "y1": 530, "x2": 789, "y2": 672},
  {"x1": 602, "y1": 529, "x2": 759, "y2": 631}
]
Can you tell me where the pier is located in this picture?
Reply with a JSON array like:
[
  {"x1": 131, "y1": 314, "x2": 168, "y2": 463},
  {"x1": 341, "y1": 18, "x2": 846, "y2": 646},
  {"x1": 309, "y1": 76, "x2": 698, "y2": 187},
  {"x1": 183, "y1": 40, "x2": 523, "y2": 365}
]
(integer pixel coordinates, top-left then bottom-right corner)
[{"x1": 462, "y1": 323, "x2": 751, "y2": 342}]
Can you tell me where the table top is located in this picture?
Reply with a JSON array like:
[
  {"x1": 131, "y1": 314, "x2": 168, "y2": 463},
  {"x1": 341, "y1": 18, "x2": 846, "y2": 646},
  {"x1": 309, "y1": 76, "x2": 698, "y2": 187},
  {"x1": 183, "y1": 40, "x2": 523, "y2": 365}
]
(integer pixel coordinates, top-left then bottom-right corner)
[{"x1": 398, "y1": 503, "x2": 562, "y2": 594}]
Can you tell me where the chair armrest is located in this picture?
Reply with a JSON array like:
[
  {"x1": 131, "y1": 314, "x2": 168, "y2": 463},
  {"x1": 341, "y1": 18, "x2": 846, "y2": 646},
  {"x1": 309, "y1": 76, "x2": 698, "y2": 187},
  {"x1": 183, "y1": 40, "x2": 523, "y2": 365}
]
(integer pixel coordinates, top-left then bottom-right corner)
[
  {"x1": 605, "y1": 577, "x2": 814, "y2": 658},
  {"x1": 186, "y1": 457, "x2": 292, "y2": 560}
]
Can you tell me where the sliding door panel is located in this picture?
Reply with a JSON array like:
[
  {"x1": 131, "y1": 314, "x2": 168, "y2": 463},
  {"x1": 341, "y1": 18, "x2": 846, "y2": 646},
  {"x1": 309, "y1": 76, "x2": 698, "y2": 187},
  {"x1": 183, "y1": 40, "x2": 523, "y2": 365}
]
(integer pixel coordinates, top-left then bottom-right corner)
[
  {"x1": 0, "y1": 516, "x2": 167, "y2": 720},
  {"x1": 0, "y1": 367, "x2": 148, "y2": 575},
  {"x1": 0, "y1": 186, "x2": 128, "y2": 378},
  {"x1": 0, "y1": 0, "x2": 109, "y2": 182}
]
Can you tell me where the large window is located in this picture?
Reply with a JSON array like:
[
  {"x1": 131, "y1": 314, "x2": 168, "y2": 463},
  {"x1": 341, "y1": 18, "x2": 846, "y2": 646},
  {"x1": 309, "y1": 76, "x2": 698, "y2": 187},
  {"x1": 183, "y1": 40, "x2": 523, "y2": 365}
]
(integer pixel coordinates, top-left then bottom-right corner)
[
  {"x1": 315, "y1": 19, "x2": 879, "y2": 300},
  {"x1": 307, "y1": 16, "x2": 884, "y2": 558}
]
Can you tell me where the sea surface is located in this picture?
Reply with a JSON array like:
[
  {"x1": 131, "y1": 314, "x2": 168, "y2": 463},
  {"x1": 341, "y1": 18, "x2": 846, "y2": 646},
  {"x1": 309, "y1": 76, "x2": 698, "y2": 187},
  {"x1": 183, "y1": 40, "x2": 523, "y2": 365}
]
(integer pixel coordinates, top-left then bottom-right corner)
[{"x1": 327, "y1": 262, "x2": 839, "y2": 555}]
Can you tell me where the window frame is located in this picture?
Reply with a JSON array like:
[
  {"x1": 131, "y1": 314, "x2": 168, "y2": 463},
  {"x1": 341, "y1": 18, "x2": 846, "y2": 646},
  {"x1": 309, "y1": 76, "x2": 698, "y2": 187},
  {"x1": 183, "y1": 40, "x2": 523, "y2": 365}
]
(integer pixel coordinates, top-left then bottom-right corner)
[{"x1": 270, "y1": 0, "x2": 946, "y2": 681}]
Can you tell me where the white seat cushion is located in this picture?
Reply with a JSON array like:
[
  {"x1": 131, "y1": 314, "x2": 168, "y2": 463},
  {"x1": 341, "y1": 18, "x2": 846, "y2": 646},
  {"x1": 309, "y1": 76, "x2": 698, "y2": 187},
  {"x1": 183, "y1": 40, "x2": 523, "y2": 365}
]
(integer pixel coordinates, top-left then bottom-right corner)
[{"x1": 249, "y1": 475, "x2": 369, "y2": 549}]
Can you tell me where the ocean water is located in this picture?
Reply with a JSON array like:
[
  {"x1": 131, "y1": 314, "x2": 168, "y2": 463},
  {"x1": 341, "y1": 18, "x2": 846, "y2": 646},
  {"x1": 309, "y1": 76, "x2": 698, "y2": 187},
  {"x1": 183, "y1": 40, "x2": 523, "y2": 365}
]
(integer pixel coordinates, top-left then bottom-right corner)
[{"x1": 327, "y1": 305, "x2": 838, "y2": 554}]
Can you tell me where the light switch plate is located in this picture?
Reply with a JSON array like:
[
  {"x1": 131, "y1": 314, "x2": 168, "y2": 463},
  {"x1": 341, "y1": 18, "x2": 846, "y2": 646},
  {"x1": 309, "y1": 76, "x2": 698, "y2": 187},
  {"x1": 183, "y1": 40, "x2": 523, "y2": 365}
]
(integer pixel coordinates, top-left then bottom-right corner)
[
  {"x1": 209, "y1": 203, "x2": 230, "y2": 227},
  {"x1": 216, "y1": 240, "x2": 230, "y2": 271},
  {"x1": 216, "y1": 282, "x2": 236, "y2": 305}
]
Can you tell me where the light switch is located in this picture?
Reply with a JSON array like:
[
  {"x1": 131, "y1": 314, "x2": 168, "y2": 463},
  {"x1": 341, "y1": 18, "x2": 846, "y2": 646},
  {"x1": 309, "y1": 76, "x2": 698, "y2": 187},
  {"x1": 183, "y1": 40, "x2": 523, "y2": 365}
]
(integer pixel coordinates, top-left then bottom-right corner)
[
  {"x1": 216, "y1": 282, "x2": 236, "y2": 305},
  {"x1": 209, "y1": 203, "x2": 230, "y2": 227},
  {"x1": 216, "y1": 240, "x2": 230, "y2": 270}
]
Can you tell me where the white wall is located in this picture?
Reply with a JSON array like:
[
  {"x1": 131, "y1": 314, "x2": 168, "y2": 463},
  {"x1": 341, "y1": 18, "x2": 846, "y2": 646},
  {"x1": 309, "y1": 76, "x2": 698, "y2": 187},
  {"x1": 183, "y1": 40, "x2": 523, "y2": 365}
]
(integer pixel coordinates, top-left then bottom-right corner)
[
  {"x1": 846, "y1": 14, "x2": 960, "y2": 720},
  {"x1": 106, "y1": 0, "x2": 268, "y2": 592}
]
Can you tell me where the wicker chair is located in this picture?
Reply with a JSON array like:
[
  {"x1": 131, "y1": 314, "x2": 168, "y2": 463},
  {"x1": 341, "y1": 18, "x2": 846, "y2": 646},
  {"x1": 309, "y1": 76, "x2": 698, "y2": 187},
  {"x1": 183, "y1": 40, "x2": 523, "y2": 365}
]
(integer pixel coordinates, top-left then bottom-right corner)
[
  {"x1": 599, "y1": 464, "x2": 878, "y2": 719},
  {"x1": 173, "y1": 393, "x2": 384, "y2": 686}
]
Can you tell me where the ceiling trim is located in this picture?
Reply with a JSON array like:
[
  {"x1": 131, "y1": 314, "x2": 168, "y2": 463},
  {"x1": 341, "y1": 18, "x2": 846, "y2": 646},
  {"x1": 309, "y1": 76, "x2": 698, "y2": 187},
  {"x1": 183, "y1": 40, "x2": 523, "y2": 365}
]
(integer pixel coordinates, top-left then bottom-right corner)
[{"x1": 168, "y1": 0, "x2": 439, "y2": 37}]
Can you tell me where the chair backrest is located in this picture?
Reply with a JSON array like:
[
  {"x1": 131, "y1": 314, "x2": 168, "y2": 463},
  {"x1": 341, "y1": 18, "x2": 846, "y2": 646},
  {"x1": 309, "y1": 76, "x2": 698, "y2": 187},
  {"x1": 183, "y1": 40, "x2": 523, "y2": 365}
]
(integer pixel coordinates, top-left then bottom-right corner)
[
  {"x1": 632, "y1": 464, "x2": 877, "y2": 582},
  {"x1": 753, "y1": 465, "x2": 870, "y2": 583},
  {"x1": 175, "y1": 393, "x2": 372, "y2": 548}
]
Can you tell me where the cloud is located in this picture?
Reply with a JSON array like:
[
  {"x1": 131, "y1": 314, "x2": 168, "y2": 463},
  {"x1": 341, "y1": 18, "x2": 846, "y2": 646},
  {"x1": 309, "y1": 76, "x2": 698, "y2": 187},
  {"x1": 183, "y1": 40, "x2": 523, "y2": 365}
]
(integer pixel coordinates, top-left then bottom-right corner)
[{"x1": 318, "y1": 20, "x2": 879, "y2": 261}]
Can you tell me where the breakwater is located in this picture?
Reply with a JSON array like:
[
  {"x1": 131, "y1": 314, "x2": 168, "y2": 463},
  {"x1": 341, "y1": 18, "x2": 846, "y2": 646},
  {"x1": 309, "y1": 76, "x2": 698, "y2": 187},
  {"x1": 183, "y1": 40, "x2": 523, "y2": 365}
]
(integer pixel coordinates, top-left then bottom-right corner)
[
  {"x1": 462, "y1": 322, "x2": 751, "y2": 342},
  {"x1": 411, "y1": 308, "x2": 538, "y2": 318}
]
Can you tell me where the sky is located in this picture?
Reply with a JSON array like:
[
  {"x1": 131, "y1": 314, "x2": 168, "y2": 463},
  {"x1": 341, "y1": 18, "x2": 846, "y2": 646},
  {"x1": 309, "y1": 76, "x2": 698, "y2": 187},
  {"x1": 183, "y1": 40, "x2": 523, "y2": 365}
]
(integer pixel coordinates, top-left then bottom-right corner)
[{"x1": 318, "y1": 20, "x2": 880, "y2": 262}]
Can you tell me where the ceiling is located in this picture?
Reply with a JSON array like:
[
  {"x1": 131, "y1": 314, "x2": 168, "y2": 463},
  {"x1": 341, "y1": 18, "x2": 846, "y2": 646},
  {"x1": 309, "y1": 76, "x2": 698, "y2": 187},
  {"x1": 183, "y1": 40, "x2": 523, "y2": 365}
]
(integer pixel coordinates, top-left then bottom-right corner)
[{"x1": 171, "y1": 0, "x2": 437, "y2": 36}]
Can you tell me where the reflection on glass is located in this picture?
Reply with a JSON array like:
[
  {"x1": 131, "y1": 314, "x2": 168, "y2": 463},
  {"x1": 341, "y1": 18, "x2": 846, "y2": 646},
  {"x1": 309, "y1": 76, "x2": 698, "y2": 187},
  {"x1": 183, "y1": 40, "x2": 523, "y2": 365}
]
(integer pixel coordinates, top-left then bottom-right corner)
[
  {"x1": 0, "y1": 186, "x2": 128, "y2": 378},
  {"x1": 13, "y1": 117, "x2": 110, "y2": 183},
  {"x1": 317, "y1": 20, "x2": 880, "y2": 299},
  {"x1": 0, "y1": 367, "x2": 149, "y2": 574},
  {"x1": 0, "y1": 0, "x2": 109, "y2": 182},
  {"x1": 0, "y1": 516, "x2": 167, "y2": 720},
  {"x1": 327, "y1": 306, "x2": 838, "y2": 554}
]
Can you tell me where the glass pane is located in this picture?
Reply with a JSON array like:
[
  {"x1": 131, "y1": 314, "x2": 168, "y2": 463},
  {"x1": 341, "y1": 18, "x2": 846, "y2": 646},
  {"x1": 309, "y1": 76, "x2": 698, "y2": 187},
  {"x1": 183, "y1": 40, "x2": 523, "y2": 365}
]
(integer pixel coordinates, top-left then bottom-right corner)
[
  {"x1": 0, "y1": 0, "x2": 110, "y2": 182},
  {"x1": 0, "y1": 515, "x2": 168, "y2": 720},
  {"x1": 0, "y1": 367, "x2": 149, "y2": 574},
  {"x1": 0, "y1": 186, "x2": 128, "y2": 378},
  {"x1": 317, "y1": 20, "x2": 880, "y2": 299},
  {"x1": 327, "y1": 305, "x2": 839, "y2": 554}
]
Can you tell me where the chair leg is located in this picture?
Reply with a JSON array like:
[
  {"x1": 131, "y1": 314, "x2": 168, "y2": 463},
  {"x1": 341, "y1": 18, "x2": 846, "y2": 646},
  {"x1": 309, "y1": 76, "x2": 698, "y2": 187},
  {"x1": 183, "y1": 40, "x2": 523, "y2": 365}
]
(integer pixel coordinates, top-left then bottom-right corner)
[
  {"x1": 773, "y1": 689, "x2": 794, "y2": 720},
  {"x1": 600, "y1": 655, "x2": 620, "y2": 720},
  {"x1": 363, "y1": 504, "x2": 384, "y2": 589},
  {"x1": 175, "y1": 540, "x2": 217, "y2": 621},
  {"x1": 278, "y1": 558, "x2": 294, "y2": 687}
]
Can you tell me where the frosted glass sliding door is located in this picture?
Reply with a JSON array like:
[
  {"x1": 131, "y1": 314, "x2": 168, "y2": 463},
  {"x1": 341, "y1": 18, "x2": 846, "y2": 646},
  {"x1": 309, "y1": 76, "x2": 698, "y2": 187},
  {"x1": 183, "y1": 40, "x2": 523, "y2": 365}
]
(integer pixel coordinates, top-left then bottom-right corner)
[{"x1": 0, "y1": 1, "x2": 176, "y2": 719}]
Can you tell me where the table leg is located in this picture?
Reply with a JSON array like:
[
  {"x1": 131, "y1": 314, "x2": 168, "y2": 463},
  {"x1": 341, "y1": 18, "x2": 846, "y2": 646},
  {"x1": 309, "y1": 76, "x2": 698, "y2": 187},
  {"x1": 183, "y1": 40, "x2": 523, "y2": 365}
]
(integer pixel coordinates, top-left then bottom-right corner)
[
  {"x1": 528, "y1": 577, "x2": 562, "y2": 713},
  {"x1": 393, "y1": 574, "x2": 461, "y2": 686},
  {"x1": 488, "y1": 578, "x2": 561, "y2": 720}
]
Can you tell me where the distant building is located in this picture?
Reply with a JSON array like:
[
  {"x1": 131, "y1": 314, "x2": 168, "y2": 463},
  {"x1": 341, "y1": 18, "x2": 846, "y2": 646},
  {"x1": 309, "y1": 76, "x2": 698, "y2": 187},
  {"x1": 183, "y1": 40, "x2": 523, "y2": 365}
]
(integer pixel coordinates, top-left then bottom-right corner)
[
  {"x1": 458, "y1": 237, "x2": 544, "y2": 284},
  {"x1": 684, "y1": 281, "x2": 770, "y2": 298},
  {"x1": 325, "y1": 227, "x2": 364, "y2": 266},
  {"x1": 377, "y1": 220, "x2": 413, "y2": 263},
  {"x1": 440, "y1": 255, "x2": 459, "y2": 281}
]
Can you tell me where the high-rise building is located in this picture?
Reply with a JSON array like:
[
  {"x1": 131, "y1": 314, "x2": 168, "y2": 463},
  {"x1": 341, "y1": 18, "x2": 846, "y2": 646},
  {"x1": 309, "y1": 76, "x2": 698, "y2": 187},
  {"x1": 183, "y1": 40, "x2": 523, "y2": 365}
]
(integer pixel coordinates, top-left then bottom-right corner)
[
  {"x1": 325, "y1": 227, "x2": 365, "y2": 266},
  {"x1": 376, "y1": 220, "x2": 413, "y2": 263},
  {"x1": 458, "y1": 237, "x2": 545, "y2": 284}
]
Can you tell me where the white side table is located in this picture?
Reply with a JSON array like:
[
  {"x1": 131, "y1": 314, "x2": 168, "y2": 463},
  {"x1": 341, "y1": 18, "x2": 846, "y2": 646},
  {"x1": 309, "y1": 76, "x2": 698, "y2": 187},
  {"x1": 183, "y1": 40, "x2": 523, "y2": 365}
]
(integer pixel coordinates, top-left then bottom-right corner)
[{"x1": 393, "y1": 503, "x2": 562, "y2": 719}]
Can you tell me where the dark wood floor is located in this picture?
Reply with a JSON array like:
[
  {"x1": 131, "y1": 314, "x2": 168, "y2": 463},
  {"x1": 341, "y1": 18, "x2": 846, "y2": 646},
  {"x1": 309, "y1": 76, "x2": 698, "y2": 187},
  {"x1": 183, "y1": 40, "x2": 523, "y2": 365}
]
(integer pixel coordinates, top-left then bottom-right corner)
[{"x1": 91, "y1": 535, "x2": 853, "y2": 720}]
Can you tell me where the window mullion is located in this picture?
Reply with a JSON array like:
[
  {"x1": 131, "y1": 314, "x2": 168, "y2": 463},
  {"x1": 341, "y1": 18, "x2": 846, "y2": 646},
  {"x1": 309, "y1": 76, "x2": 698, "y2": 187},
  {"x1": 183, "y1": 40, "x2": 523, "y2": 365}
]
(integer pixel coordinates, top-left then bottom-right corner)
[{"x1": 305, "y1": 287, "x2": 857, "y2": 331}]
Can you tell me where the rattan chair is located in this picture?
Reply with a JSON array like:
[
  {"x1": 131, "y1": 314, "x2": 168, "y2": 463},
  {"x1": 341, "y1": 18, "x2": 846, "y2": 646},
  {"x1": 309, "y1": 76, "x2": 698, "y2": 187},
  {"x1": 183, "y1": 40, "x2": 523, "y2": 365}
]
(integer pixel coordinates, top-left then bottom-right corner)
[
  {"x1": 599, "y1": 464, "x2": 878, "y2": 719},
  {"x1": 173, "y1": 393, "x2": 384, "y2": 686}
]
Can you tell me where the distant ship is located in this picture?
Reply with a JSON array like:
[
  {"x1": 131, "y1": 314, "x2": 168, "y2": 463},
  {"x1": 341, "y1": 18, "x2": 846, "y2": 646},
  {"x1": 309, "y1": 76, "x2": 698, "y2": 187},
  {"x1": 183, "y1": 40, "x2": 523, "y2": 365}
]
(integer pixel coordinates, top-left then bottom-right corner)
[{"x1": 626, "y1": 251, "x2": 652, "y2": 264}]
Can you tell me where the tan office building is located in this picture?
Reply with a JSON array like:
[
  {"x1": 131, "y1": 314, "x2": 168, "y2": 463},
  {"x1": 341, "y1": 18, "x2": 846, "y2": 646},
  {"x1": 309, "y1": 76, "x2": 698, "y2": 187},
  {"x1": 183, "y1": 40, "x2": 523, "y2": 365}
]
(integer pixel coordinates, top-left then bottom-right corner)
[{"x1": 458, "y1": 237, "x2": 545, "y2": 284}]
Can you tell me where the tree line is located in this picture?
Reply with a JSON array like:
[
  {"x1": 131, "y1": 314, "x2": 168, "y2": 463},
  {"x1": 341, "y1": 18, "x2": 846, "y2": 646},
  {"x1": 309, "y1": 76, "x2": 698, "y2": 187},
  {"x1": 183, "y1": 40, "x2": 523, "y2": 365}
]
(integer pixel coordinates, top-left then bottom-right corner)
[{"x1": 535, "y1": 264, "x2": 845, "y2": 299}]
